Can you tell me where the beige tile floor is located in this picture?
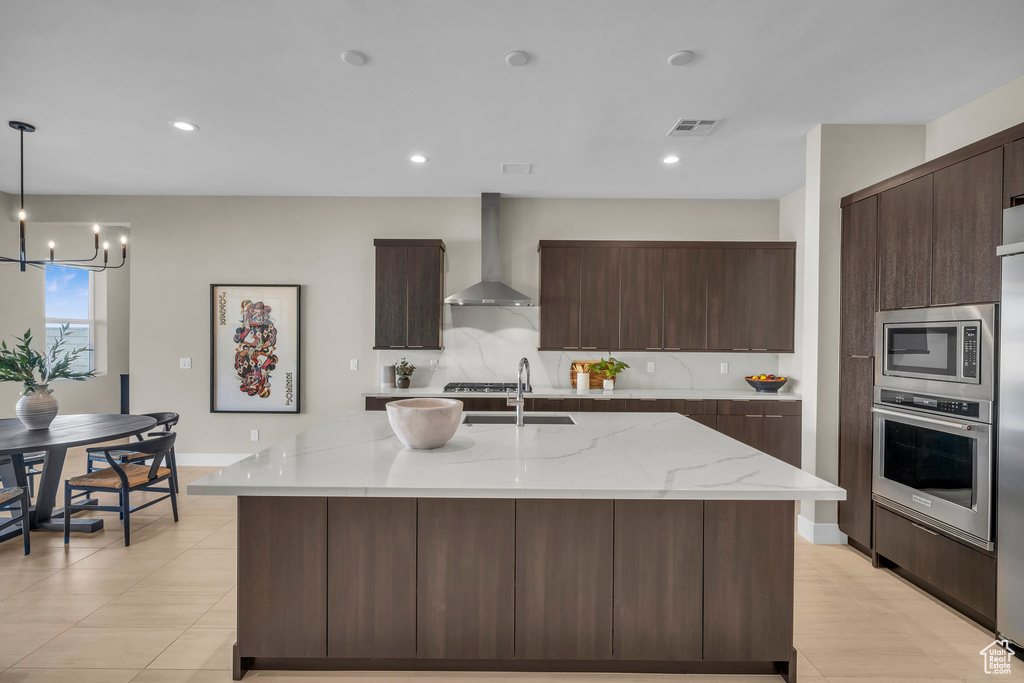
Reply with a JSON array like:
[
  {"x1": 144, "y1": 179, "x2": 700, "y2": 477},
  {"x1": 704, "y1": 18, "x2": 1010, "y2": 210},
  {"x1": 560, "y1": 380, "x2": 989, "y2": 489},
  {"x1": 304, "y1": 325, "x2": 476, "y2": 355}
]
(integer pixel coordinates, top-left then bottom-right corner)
[{"x1": 1, "y1": 444, "x2": 1023, "y2": 682}]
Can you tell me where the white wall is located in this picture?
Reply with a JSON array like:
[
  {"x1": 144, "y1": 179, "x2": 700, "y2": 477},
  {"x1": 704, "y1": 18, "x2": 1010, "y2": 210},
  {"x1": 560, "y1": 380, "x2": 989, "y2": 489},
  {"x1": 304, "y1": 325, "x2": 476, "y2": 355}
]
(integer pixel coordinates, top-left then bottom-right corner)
[
  {"x1": 13, "y1": 195, "x2": 779, "y2": 455},
  {"x1": 926, "y1": 74, "x2": 1024, "y2": 161}
]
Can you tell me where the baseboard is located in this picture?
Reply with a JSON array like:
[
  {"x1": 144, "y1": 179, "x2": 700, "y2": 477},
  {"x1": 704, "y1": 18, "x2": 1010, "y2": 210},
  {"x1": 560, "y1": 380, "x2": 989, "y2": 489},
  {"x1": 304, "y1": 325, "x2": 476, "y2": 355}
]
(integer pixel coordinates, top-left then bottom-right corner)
[
  {"x1": 175, "y1": 452, "x2": 251, "y2": 467},
  {"x1": 797, "y1": 514, "x2": 849, "y2": 545}
]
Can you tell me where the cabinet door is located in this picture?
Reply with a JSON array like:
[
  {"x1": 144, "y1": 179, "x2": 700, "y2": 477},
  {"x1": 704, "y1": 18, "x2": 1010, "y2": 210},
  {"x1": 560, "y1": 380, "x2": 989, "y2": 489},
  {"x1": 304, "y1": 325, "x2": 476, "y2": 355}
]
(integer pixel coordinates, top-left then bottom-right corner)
[
  {"x1": 663, "y1": 248, "x2": 708, "y2": 350},
  {"x1": 707, "y1": 248, "x2": 752, "y2": 350},
  {"x1": 515, "y1": 500, "x2": 613, "y2": 660},
  {"x1": 238, "y1": 497, "x2": 327, "y2": 658},
  {"x1": 1005, "y1": 138, "x2": 1024, "y2": 208},
  {"x1": 716, "y1": 415, "x2": 763, "y2": 451},
  {"x1": 583, "y1": 398, "x2": 625, "y2": 412},
  {"x1": 417, "y1": 499, "x2": 515, "y2": 659},
  {"x1": 748, "y1": 247, "x2": 795, "y2": 352},
  {"x1": 406, "y1": 246, "x2": 443, "y2": 348},
  {"x1": 539, "y1": 247, "x2": 581, "y2": 350},
  {"x1": 527, "y1": 397, "x2": 581, "y2": 411},
  {"x1": 762, "y1": 415, "x2": 801, "y2": 467},
  {"x1": 375, "y1": 245, "x2": 408, "y2": 347},
  {"x1": 841, "y1": 196, "x2": 878, "y2": 356},
  {"x1": 932, "y1": 148, "x2": 1003, "y2": 305},
  {"x1": 878, "y1": 175, "x2": 933, "y2": 310},
  {"x1": 327, "y1": 498, "x2": 417, "y2": 658},
  {"x1": 579, "y1": 247, "x2": 620, "y2": 350},
  {"x1": 624, "y1": 398, "x2": 675, "y2": 412},
  {"x1": 619, "y1": 247, "x2": 664, "y2": 350},
  {"x1": 613, "y1": 500, "x2": 703, "y2": 660},
  {"x1": 838, "y1": 356, "x2": 875, "y2": 550}
]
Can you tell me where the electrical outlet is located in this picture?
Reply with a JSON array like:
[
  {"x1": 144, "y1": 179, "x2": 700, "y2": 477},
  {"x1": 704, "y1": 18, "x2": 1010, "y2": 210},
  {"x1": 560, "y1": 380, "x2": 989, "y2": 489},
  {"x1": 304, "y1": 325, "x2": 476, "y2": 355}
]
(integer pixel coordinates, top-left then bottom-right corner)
[
  {"x1": 430, "y1": 360, "x2": 438, "y2": 371},
  {"x1": 720, "y1": 362, "x2": 729, "y2": 374},
  {"x1": 350, "y1": 359, "x2": 358, "y2": 370},
  {"x1": 647, "y1": 361, "x2": 655, "y2": 373},
  {"x1": 179, "y1": 358, "x2": 191, "y2": 370},
  {"x1": 251, "y1": 429, "x2": 259, "y2": 441}
]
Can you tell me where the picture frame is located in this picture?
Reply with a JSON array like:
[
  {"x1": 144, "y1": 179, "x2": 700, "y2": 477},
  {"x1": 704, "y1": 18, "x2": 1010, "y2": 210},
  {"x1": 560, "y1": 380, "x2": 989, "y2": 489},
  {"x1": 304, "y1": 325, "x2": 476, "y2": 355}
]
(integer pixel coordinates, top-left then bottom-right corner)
[{"x1": 210, "y1": 284, "x2": 301, "y2": 414}]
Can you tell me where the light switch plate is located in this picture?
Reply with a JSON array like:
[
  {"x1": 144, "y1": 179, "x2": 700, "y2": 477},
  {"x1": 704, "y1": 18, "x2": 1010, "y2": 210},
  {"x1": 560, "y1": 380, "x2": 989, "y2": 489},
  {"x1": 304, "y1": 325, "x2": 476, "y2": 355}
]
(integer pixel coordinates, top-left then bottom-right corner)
[
  {"x1": 647, "y1": 362, "x2": 655, "y2": 373},
  {"x1": 179, "y1": 358, "x2": 192, "y2": 370},
  {"x1": 251, "y1": 430, "x2": 259, "y2": 441},
  {"x1": 720, "y1": 362, "x2": 729, "y2": 374},
  {"x1": 350, "y1": 359, "x2": 358, "y2": 370},
  {"x1": 430, "y1": 360, "x2": 438, "y2": 370}
]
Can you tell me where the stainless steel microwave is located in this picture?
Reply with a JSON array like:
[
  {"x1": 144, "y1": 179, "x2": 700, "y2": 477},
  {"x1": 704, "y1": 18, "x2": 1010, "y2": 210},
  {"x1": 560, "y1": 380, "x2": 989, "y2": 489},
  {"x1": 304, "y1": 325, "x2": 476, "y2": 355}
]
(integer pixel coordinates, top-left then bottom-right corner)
[{"x1": 875, "y1": 304, "x2": 997, "y2": 401}]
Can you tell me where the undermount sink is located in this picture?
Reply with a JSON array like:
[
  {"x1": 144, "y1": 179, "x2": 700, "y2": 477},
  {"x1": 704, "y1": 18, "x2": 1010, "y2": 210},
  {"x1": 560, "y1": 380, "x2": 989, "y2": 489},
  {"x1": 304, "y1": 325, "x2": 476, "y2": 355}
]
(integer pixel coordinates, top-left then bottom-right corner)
[{"x1": 462, "y1": 414, "x2": 576, "y2": 426}]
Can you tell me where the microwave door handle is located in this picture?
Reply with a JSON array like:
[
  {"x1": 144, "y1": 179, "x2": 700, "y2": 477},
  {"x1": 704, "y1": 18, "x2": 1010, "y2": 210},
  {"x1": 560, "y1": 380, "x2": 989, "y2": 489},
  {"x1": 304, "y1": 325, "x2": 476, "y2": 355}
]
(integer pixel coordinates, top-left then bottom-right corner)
[{"x1": 871, "y1": 406, "x2": 974, "y2": 431}]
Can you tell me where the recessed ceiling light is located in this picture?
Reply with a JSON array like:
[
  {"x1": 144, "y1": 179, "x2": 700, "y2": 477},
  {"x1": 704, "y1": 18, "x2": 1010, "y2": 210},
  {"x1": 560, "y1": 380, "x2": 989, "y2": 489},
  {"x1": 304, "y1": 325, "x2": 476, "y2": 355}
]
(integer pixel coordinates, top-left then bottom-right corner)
[
  {"x1": 170, "y1": 120, "x2": 198, "y2": 132},
  {"x1": 505, "y1": 51, "x2": 530, "y2": 67},
  {"x1": 340, "y1": 50, "x2": 368, "y2": 66},
  {"x1": 410, "y1": 154, "x2": 428, "y2": 163},
  {"x1": 662, "y1": 155, "x2": 681, "y2": 164},
  {"x1": 667, "y1": 50, "x2": 696, "y2": 66}
]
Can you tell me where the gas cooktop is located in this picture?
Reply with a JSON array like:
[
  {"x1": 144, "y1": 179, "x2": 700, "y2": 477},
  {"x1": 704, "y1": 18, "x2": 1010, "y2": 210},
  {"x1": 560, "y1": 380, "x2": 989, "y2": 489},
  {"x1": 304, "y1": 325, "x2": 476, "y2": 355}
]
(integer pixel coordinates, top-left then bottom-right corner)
[{"x1": 443, "y1": 382, "x2": 531, "y2": 393}]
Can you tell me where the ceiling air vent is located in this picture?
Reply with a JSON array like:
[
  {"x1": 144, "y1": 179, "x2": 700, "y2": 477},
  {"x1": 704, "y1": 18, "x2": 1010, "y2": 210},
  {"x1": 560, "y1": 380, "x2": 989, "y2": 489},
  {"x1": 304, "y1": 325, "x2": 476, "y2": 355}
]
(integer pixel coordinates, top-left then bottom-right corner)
[
  {"x1": 667, "y1": 119, "x2": 721, "y2": 137},
  {"x1": 501, "y1": 163, "x2": 532, "y2": 175}
]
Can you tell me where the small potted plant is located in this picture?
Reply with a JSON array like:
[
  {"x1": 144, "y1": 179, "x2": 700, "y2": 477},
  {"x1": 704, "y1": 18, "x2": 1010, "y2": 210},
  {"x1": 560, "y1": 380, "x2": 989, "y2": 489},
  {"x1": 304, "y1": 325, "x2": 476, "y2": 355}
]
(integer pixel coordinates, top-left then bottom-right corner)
[
  {"x1": 590, "y1": 356, "x2": 629, "y2": 393},
  {"x1": 0, "y1": 326, "x2": 95, "y2": 430},
  {"x1": 394, "y1": 357, "x2": 416, "y2": 389}
]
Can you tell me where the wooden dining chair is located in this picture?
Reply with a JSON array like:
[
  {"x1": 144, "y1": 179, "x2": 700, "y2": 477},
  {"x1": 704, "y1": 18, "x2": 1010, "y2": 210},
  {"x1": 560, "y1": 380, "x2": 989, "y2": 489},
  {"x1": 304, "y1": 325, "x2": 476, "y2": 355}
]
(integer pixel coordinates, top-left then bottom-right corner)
[
  {"x1": 23, "y1": 452, "x2": 45, "y2": 498},
  {"x1": 64, "y1": 432, "x2": 178, "y2": 547},
  {"x1": 86, "y1": 412, "x2": 180, "y2": 492},
  {"x1": 0, "y1": 486, "x2": 31, "y2": 555}
]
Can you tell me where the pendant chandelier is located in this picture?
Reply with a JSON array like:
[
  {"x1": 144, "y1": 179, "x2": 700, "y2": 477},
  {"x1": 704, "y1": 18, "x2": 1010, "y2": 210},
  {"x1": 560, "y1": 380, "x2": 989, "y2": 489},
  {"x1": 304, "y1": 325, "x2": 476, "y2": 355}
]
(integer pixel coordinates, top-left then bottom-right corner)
[{"x1": 3, "y1": 120, "x2": 127, "y2": 272}]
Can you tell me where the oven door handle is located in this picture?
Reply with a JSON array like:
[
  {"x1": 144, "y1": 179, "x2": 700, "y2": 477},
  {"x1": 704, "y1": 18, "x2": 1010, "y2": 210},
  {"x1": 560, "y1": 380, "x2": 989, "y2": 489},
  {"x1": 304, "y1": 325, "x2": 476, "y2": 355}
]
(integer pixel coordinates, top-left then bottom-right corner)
[{"x1": 871, "y1": 406, "x2": 974, "y2": 431}]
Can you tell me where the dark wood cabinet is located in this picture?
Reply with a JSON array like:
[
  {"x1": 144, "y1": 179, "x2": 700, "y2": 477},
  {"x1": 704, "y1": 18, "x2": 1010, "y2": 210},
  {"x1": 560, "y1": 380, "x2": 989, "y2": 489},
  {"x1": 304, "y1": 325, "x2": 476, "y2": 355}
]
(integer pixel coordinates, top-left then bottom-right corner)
[
  {"x1": 327, "y1": 498, "x2": 417, "y2": 658},
  {"x1": 579, "y1": 247, "x2": 621, "y2": 350},
  {"x1": 374, "y1": 240, "x2": 445, "y2": 350},
  {"x1": 748, "y1": 247, "x2": 796, "y2": 351},
  {"x1": 527, "y1": 397, "x2": 581, "y2": 411},
  {"x1": 762, "y1": 401, "x2": 802, "y2": 468},
  {"x1": 417, "y1": 499, "x2": 515, "y2": 659},
  {"x1": 613, "y1": 500, "x2": 703, "y2": 660},
  {"x1": 878, "y1": 176, "x2": 933, "y2": 310},
  {"x1": 932, "y1": 148, "x2": 1003, "y2": 305},
  {"x1": 663, "y1": 248, "x2": 708, "y2": 350},
  {"x1": 238, "y1": 497, "x2": 327, "y2": 658},
  {"x1": 874, "y1": 505, "x2": 996, "y2": 625},
  {"x1": 619, "y1": 247, "x2": 664, "y2": 350},
  {"x1": 703, "y1": 500, "x2": 794, "y2": 661},
  {"x1": 838, "y1": 356, "x2": 875, "y2": 551},
  {"x1": 585, "y1": 397, "x2": 625, "y2": 412},
  {"x1": 707, "y1": 248, "x2": 752, "y2": 351},
  {"x1": 539, "y1": 247, "x2": 581, "y2": 350},
  {"x1": 715, "y1": 400, "x2": 764, "y2": 451},
  {"x1": 841, "y1": 196, "x2": 878, "y2": 356},
  {"x1": 514, "y1": 499, "x2": 614, "y2": 660},
  {"x1": 1004, "y1": 138, "x2": 1024, "y2": 208},
  {"x1": 624, "y1": 398, "x2": 675, "y2": 412}
]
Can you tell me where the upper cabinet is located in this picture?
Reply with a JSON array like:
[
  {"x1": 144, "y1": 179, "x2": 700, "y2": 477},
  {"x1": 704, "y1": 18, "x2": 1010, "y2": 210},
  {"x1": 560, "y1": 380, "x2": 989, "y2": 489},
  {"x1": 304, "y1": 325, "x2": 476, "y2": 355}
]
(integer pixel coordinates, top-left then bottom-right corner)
[
  {"x1": 840, "y1": 196, "x2": 878, "y2": 357},
  {"x1": 374, "y1": 239, "x2": 445, "y2": 350},
  {"x1": 538, "y1": 241, "x2": 795, "y2": 353},
  {"x1": 878, "y1": 175, "x2": 933, "y2": 310},
  {"x1": 1004, "y1": 137, "x2": 1024, "y2": 208}
]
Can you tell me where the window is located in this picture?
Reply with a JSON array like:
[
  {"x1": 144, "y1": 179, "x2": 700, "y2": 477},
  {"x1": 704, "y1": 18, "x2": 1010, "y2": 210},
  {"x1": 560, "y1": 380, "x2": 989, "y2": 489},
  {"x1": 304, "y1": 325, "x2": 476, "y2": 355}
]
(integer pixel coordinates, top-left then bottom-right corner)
[{"x1": 44, "y1": 266, "x2": 93, "y2": 373}]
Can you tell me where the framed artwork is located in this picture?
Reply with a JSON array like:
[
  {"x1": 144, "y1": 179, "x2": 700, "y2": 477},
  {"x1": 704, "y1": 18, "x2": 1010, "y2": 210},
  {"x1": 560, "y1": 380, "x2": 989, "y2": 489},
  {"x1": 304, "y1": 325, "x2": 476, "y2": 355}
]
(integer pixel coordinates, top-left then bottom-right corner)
[{"x1": 210, "y1": 284, "x2": 301, "y2": 413}]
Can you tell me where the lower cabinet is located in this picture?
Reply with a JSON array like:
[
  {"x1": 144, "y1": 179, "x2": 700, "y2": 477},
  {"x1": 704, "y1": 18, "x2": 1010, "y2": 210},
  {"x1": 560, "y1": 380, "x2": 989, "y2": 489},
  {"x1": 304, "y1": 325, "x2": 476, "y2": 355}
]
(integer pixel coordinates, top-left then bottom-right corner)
[
  {"x1": 762, "y1": 402, "x2": 802, "y2": 468},
  {"x1": 514, "y1": 500, "x2": 614, "y2": 660},
  {"x1": 838, "y1": 356, "x2": 875, "y2": 550},
  {"x1": 716, "y1": 400, "x2": 765, "y2": 451}
]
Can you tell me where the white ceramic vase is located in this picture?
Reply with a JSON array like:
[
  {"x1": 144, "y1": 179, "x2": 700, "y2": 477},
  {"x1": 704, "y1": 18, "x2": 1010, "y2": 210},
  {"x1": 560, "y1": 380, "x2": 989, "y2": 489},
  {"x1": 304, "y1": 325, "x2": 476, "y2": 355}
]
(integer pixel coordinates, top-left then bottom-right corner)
[
  {"x1": 16, "y1": 384, "x2": 58, "y2": 430},
  {"x1": 576, "y1": 373, "x2": 590, "y2": 394},
  {"x1": 603, "y1": 378, "x2": 615, "y2": 393}
]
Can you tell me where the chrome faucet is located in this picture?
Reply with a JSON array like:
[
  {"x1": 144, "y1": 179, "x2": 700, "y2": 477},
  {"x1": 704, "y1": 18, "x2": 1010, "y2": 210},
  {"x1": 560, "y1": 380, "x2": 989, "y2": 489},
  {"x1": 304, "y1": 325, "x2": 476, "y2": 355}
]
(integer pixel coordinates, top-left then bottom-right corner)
[{"x1": 508, "y1": 357, "x2": 531, "y2": 427}]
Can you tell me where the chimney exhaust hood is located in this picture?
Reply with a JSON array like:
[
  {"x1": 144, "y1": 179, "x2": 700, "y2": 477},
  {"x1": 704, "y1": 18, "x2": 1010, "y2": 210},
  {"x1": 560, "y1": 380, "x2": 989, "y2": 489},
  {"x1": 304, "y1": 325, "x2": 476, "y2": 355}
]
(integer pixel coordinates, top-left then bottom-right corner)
[{"x1": 444, "y1": 193, "x2": 533, "y2": 306}]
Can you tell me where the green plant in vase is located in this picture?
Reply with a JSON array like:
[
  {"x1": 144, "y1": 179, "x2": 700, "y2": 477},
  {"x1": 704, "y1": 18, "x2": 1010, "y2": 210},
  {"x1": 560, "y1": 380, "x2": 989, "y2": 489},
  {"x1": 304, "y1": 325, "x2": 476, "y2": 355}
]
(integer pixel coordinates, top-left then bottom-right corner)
[
  {"x1": 394, "y1": 357, "x2": 416, "y2": 389},
  {"x1": 0, "y1": 326, "x2": 95, "y2": 429},
  {"x1": 590, "y1": 356, "x2": 629, "y2": 392}
]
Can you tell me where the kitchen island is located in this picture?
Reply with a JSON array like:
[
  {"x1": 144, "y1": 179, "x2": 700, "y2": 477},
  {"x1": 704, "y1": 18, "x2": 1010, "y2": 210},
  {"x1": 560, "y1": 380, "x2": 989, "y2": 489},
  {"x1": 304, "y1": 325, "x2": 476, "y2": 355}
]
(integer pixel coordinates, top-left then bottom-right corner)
[{"x1": 189, "y1": 411, "x2": 844, "y2": 681}]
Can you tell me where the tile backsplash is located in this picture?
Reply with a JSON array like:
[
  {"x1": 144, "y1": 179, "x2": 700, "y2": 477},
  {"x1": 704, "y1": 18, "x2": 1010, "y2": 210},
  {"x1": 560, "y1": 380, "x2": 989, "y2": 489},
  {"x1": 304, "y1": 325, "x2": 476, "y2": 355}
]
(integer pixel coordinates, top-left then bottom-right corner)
[{"x1": 376, "y1": 307, "x2": 786, "y2": 391}]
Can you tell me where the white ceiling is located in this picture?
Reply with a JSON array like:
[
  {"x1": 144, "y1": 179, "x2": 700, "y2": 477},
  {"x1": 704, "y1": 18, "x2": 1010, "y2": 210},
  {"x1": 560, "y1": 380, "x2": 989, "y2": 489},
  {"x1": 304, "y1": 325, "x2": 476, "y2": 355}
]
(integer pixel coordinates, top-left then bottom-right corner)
[{"x1": 2, "y1": 0, "x2": 1023, "y2": 199}]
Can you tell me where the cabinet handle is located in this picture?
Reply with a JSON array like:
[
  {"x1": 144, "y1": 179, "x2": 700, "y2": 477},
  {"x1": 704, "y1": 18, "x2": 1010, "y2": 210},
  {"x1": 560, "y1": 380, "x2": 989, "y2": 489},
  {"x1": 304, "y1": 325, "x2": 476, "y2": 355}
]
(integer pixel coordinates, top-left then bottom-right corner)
[
  {"x1": 745, "y1": 415, "x2": 761, "y2": 418},
  {"x1": 764, "y1": 414, "x2": 783, "y2": 418},
  {"x1": 752, "y1": 348, "x2": 769, "y2": 351},
  {"x1": 640, "y1": 398, "x2": 658, "y2": 402},
  {"x1": 408, "y1": 346, "x2": 424, "y2": 348},
  {"x1": 582, "y1": 347, "x2": 598, "y2": 350},
  {"x1": 850, "y1": 355, "x2": 872, "y2": 359},
  {"x1": 645, "y1": 347, "x2": 661, "y2": 350},
  {"x1": 901, "y1": 304, "x2": 928, "y2": 309},
  {"x1": 912, "y1": 522, "x2": 940, "y2": 536},
  {"x1": 563, "y1": 347, "x2": 579, "y2": 350},
  {"x1": 732, "y1": 348, "x2": 751, "y2": 351},
  {"x1": 595, "y1": 398, "x2": 612, "y2": 401},
  {"x1": 665, "y1": 347, "x2": 681, "y2": 350}
]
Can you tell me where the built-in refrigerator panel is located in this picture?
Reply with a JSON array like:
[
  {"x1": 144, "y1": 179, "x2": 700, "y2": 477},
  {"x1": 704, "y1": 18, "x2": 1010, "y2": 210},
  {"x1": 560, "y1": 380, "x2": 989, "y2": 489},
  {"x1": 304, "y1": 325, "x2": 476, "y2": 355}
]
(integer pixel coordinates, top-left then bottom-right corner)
[{"x1": 997, "y1": 204, "x2": 1024, "y2": 647}]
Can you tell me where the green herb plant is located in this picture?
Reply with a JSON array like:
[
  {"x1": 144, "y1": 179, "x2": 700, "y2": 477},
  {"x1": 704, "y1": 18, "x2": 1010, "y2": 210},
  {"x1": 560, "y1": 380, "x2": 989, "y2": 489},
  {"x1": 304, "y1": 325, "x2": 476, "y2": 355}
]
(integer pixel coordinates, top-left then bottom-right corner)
[
  {"x1": 0, "y1": 326, "x2": 96, "y2": 394},
  {"x1": 590, "y1": 356, "x2": 630, "y2": 380}
]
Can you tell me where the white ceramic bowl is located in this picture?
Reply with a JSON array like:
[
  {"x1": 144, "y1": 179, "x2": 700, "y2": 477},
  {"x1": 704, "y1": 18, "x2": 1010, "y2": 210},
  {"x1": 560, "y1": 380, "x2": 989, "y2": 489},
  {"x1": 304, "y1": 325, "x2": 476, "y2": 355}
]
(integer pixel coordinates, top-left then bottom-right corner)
[{"x1": 385, "y1": 398, "x2": 464, "y2": 449}]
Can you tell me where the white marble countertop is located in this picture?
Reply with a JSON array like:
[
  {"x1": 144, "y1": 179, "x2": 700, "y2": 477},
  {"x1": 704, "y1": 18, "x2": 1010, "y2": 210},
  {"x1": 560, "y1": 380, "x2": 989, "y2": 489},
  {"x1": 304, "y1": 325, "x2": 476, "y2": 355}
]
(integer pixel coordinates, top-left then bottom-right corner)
[
  {"x1": 188, "y1": 411, "x2": 841, "y2": 501},
  {"x1": 363, "y1": 387, "x2": 802, "y2": 400}
]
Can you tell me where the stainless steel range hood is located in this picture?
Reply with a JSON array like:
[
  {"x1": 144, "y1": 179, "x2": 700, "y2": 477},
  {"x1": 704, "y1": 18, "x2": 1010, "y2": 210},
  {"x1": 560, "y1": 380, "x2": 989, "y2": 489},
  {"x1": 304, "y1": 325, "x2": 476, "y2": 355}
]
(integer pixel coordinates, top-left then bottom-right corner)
[{"x1": 444, "y1": 193, "x2": 533, "y2": 306}]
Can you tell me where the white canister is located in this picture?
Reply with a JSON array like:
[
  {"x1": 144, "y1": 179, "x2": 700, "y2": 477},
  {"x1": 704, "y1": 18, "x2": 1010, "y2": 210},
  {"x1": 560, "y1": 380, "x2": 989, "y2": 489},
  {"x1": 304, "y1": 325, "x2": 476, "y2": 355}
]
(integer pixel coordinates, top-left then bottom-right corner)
[
  {"x1": 576, "y1": 372, "x2": 590, "y2": 394},
  {"x1": 380, "y1": 365, "x2": 396, "y2": 388}
]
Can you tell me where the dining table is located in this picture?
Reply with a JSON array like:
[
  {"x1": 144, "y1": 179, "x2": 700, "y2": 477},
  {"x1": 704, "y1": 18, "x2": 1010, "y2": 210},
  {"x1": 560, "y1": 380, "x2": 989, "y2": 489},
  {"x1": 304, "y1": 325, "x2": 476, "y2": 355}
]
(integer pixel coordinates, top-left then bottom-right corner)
[{"x1": 0, "y1": 413, "x2": 157, "y2": 542}]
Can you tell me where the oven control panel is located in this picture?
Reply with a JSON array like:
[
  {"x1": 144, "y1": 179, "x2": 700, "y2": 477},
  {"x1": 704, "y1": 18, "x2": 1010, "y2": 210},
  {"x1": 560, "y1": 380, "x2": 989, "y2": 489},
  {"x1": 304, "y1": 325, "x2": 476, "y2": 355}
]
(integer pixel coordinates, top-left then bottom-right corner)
[
  {"x1": 962, "y1": 325, "x2": 979, "y2": 379},
  {"x1": 878, "y1": 388, "x2": 980, "y2": 418}
]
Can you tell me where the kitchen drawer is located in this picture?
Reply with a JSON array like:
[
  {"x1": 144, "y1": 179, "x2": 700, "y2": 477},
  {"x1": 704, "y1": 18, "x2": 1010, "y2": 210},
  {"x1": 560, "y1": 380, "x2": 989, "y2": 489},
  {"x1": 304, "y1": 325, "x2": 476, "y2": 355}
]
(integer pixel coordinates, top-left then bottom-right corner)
[
  {"x1": 581, "y1": 398, "x2": 626, "y2": 412},
  {"x1": 673, "y1": 399, "x2": 717, "y2": 415},
  {"x1": 763, "y1": 400, "x2": 801, "y2": 417},
  {"x1": 874, "y1": 505, "x2": 995, "y2": 622},
  {"x1": 461, "y1": 398, "x2": 514, "y2": 412},
  {"x1": 624, "y1": 399, "x2": 676, "y2": 412},
  {"x1": 717, "y1": 400, "x2": 764, "y2": 416},
  {"x1": 527, "y1": 397, "x2": 581, "y2": 412},
  {"x1": 365, "y1": 397, "x2": 393, "y2": 411}
]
